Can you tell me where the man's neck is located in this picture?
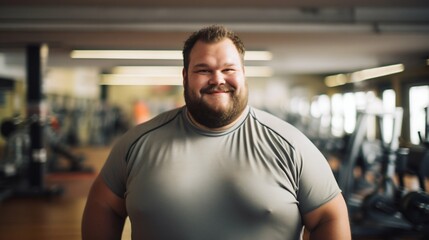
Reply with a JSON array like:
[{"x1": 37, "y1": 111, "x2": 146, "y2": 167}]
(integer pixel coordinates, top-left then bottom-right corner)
[{"x1": 186, "y1": 108, "x2": 246, "y2": 132}]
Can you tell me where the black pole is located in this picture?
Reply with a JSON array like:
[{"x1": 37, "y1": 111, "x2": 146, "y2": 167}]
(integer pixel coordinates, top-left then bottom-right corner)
[
  {"x1": 100, "y1": 84, "x2": 108, "y2": 101},
  {"x1": 26, "y1": 44, "x2": 47, "y2": 189}
]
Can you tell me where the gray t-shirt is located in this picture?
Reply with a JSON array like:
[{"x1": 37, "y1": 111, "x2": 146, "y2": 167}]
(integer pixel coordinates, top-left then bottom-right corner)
[{"x1": 101, "y1": 106, "x2": 340, "y2": 240}]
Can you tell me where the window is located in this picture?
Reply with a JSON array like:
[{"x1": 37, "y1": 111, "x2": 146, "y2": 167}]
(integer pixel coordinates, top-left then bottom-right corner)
[
  {"x1": 310, "y1": 94, "x2": 331, "y2": 136},
  {"x1": 330, "y1": 91, "x2": 377, "y2": 139},
  {"x1": 409, "y1": 85, "x2": 429, "y2": 144},
  {"x1": 343, "y1": 92, "x2": 357, "y2": 134},
  {"x1": 364, "y1": 91, "x2": 377, "y2": 141},
  {"x1": 331, "y1": 93, "x2": 344, "y2": 137},
  {"x1": 382, "y1": 89, "x2": 396, "y2": 144}
]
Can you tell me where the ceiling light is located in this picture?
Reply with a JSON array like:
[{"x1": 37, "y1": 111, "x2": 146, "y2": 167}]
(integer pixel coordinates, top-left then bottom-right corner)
[
  {"x1": 71, "y1": 50, "x2": 182, "y2": 60},
  {"x1": 244, "y1": 51, "x2": 272, "y2": 61},
  {"x1": 102, "y1": 65, "x2": 273, "y2": 85},
  {"x1": 113, "y1": 66, "x2": 182, "y2": 76},
  {"x1": 112, "y1": 66, "x2": 273, "y2": 77},
  {"x1": 244, "y1": 66, "x2": 273, "y2": 77},
  {"x1": 350, "y1": 64, "x2": 404, "y2": 82},
  {"x1": 325, "y1": 63, "x2": 404, "y2": 87},
  {"x1": 100, "y1": 74, "x2": 182, "y2": 85},
  {"x1": 70, "y1": 50, "x2": 272, "y2": 61},
  {"x1": 324, "y1": 74, "x2": 349, "y2": 87}
]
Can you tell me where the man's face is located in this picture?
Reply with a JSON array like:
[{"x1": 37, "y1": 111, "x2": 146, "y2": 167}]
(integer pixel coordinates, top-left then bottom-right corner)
[{"x1": 183, "y1": 38, "x2": 248, "y2": 129}]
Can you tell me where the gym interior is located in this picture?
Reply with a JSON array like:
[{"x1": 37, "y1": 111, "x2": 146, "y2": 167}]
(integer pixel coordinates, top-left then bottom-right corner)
[{"x1": 1, "y1": 1, "x2": 429, "y2": 239}]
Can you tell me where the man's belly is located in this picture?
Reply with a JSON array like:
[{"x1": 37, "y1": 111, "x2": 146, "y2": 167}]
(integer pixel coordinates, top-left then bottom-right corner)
[{"x1": 125, "y1": 160, "x2": 302, "y2": 240}]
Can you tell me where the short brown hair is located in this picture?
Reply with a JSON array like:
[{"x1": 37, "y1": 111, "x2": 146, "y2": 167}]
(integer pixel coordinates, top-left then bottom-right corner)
[{"x1": 182, "y1": 25, "x2": 245, "y2": 70}]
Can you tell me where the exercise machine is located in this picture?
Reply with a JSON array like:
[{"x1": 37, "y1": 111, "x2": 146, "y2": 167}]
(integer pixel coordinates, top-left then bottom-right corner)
[
  {"x1": 0, "y1": 116, "x2": 63, "y2": 201},
  {"x1": 0, "y1": 114, "x2": 94, "y2": 202},
  {"x1": 337, "y1": 107, "x2": 429, "y2": 239}
]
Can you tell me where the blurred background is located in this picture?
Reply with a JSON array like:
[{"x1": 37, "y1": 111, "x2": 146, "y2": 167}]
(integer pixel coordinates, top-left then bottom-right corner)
[{"x1": 0, "y1": 1, "x2": 429, "y2": 239}]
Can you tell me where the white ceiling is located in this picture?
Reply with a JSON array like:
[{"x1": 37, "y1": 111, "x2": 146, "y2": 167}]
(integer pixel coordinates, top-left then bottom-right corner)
[{"x1": 0, "y1": 0, "x2": 428, "y2": 79}]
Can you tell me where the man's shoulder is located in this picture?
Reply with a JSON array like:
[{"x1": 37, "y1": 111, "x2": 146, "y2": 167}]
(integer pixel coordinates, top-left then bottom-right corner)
[
  {"x1": 118, "y1": 107, "x2": 184, "y2": 145},
  {"x1": 143, "y1": 107, "x2": 184, "y2": 127},
  {"x1": 248, "y1": 107, "x2": 308, "y2": 147},
  {"x1": 249, "y1": 107, "x2": 293, "y2": 131}
]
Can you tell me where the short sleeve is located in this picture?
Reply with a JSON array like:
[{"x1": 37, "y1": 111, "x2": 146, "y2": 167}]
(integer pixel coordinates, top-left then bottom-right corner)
[
  {"x1": 295, "y1": 134, "x2": 341, "y2": 214},
  {"x1": 100, "y1": 135, "x2": 130, "y2": 199}
]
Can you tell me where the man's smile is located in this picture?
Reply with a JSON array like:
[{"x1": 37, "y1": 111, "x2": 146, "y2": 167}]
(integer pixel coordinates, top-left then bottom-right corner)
[{"x1": 201, "y1": 85, "x2": 235, "y2": 94}]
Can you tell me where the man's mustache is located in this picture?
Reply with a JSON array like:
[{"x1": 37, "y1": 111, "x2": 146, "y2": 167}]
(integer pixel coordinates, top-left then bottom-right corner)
[{"x1": 201, "y1": 85, "x2": 235, "y2": 94}]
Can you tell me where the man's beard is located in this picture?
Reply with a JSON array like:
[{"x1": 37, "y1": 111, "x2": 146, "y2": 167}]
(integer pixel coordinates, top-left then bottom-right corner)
[{"x1": 184, "y1": 81, "x2": 248, "y2": 129}]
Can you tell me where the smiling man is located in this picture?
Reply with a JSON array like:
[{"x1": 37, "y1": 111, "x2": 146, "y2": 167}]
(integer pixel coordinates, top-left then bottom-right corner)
[
  {"x1": 183, "y1": 33, "x2": 248, "y2": 130},
  {"x1": 82, "y1": 25, "x2": 351, "y2": 240}
]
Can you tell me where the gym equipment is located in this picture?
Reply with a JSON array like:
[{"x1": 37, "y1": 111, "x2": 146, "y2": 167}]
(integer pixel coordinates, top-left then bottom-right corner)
[
  {"x1": 415, "y1": 106, "x2": 429, "y2": 192},
  {"x1": 338, "y1": 108, "x2": 403, "y2": 200},
  {"x1": 0, "y1": 116, "x2": 30, "y2": 178},
  {"x1": 337, "y1": 110, "x2": 373, "y2": 201},
  {"x1": 0, "y1": 116, "x2": 63, "y2": 202},
  {"x1": 44, "y1": 116, "x2": 93, "y2": 173},
  {"x1": 337, "y1": 107, "x2": 429, "y2": 239},
  {"x1": 46, "y1": 95, "x2": 126, "y2": 147},
  {"x1": 1, "y1": 116, "x2": 93, "y2": 174},
  {"x1": 0, "y1": 114, "x2": 94, "y2": 202},
  {"x1": 400, "y1": 191, "x2": 429, "y2": 228}
]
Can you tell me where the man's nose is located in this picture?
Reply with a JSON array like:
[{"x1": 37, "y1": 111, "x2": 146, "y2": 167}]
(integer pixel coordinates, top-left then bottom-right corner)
[{"x1": 208, "y1": 71, "x2": 226, "y2": 85}]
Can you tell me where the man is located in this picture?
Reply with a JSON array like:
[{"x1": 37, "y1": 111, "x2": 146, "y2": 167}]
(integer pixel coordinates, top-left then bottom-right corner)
[{"x1": 82, "y1": 25, "x2": 351, "y2": 240}]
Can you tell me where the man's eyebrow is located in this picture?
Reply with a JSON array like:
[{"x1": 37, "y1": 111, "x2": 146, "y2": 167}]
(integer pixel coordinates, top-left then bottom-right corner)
[
  {"x1": 192, "y1": 63, "x2": 210, "y2": 68},
  {"x1": 192, "y1": 63, "x2": 238, "y2": 68},
  {"x1": 223, "y1": 63, "x2": 238, "y2": 68}
]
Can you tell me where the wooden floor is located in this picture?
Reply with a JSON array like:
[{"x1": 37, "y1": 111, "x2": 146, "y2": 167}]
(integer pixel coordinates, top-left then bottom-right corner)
[
  {"x1": 0, "y1": 145, "x2": 427, "y2": 240},
  {"x1": 0, "y1": 145, "x2": 131, "y2": 240}
]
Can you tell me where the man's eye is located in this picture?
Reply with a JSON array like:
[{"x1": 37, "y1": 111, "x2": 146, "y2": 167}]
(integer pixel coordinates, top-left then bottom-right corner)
[
  {"x1": 223, "y1": 69, "x2": 236, "y2": 73},
  {"x1": 196, "y1": 69, "x2": 210, "y2": 74}
]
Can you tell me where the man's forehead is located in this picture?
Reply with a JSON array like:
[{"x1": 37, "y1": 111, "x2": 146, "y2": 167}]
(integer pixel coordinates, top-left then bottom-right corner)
[
  {"x1": 189, "y1": 39, "x2": 241, "y2": 64},
  {"x1": 191, "y1": 38, "x2": 237, "y2": 53}
]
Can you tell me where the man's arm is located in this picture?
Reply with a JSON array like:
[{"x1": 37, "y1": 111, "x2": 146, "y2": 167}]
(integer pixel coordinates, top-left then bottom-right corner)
[
  {"x1": 82, "y1": 175, "x2": 127, "y2": 240},
  {"x1": 303, "y1": 193, "x2": 351, "y2": 240}
]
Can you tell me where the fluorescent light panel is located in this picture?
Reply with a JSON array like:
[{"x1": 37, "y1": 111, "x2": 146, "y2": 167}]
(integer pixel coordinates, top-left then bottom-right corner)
[
  {"x1": 325, "y1": 63, "x2": 404, "y2": 87},
  {"x1": 244, "y1": 51, "x2": 272, "y2": 61},
  {"x1": 71, "y1": 50, "x2": 182, "y2": 60},
  {"x1": 113, "y1": 66, "x2": 182, "y2": 76},
  {"x1": 102, "y1": 66, "x2": 273, "y2": 85},
  {"x1": 101, "y1": 75, "x2": 182, "y2": 85},
  {"x1": 350, "y1": 64, "x2": 404, "y2": 82},
  {"x1": 324, "y1": 74, "x2": 349, "y2": 88},
  {"x1": 112, "y1": 66, "x2": 273, "y2": 77},
  {"x1": 71, "y1": 50, "x2": 272, "y2": 61}
]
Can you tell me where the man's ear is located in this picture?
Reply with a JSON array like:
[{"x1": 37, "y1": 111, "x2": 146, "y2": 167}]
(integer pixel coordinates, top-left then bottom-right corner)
[{"x1": 182, "y1": 68, "x2": 187, "y2": 85}]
